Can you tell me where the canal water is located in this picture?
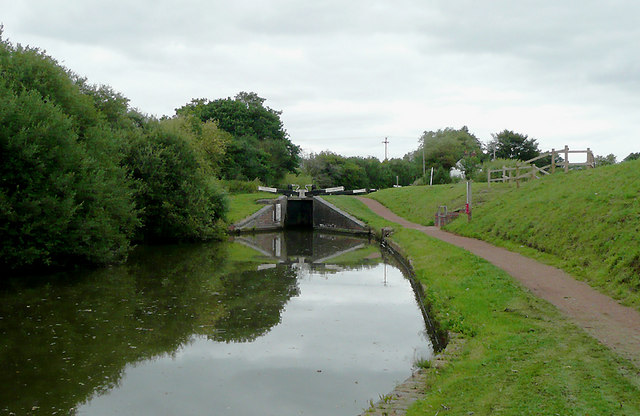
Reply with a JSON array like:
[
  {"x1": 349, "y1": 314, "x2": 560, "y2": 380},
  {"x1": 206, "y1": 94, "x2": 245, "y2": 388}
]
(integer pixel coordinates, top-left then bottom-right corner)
[{"x1": 1, "y1": 231, "x2": 435, "y2": 416}]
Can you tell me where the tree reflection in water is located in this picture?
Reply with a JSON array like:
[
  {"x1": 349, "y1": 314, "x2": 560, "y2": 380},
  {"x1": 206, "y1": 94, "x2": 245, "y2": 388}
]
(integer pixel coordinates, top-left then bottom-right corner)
[{"x1": 0, "y1": 231, "x2": 385, "y2": 415}]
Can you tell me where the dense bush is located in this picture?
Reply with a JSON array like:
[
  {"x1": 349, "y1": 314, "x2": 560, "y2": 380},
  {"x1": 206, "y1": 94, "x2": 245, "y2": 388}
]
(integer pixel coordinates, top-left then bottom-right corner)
[
  {"x1": 221, "y1": 179, "x2": 263, "y2": 194},
  {"x1": 0, "y1": 33, "x2": 228, "y2": 272},
  {"x1": 123, "y1": 122, "x2": 227, "y2": 242},
  {"x1": 302, "y1": 151, "x2": 420, "y2": 189},
  {"x1": 0, "y1": 35, "x2": 142, "y2": 269},
  {"x1": 0, "y1": 58, "x2": 138, "y2": 269}
]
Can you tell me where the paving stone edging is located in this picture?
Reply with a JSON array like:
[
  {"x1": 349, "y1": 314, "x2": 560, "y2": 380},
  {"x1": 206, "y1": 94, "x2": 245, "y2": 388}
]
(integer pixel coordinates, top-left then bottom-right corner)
[{"x1": 358, "y1": 333, "x2": 466, "y2": 416}]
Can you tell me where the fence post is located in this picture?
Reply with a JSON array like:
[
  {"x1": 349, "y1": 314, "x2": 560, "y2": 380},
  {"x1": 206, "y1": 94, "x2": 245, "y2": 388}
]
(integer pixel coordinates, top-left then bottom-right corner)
[
  {"x1": 516, "y1": 164, "x2": 520, "y2": 188},
  {"x1": 502, "y1": 166, "x2": 506, "y2": 183},
  {"x1": 551, "y1": 148, "x2": 556, "y2": 173},
  {"x1": 564, "y1": 145, "x2": 569, "y2": 173},
  {"x1": 487, "y1": 168, "x2": 491, "y2": 187},
  {"x1": 587, "y1": 148, "x2": 593, "y2": 168}
]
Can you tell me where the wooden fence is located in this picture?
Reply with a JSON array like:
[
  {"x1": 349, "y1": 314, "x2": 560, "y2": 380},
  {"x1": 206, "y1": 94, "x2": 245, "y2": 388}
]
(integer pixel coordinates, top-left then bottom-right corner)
[{"x1": 487, "y1": 145, "x2": 595, "y2": 187}]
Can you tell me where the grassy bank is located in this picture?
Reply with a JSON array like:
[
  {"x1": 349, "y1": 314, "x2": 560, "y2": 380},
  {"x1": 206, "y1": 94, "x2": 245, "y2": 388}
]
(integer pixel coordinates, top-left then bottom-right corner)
[
  {"x1": 445, "y1": 160, "x2": 640, "y2": 309},
  {"x1": 367, "y1": 182, "x2": 512, "y2": 226},
  {"x1": 225, "y1": 192, "x2": 275, "y2": 224},
  {"x1": 366, "y1": 161, "x2": 640, "y2": 310},
  {"x1": 326, "y1": 195, "x2": 640, "y2": 415}
]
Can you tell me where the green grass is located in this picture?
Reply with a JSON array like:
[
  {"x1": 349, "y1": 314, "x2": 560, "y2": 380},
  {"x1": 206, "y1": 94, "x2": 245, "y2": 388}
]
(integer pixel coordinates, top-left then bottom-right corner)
[
  {"x1": 362, "y1": 161, "x2": 640, "y2": 311},
  {"x1": 322, "y1": 195, "x2": 396, "y2": 232},
  {"x1": 367, "y1": 182, "x2": 512, "y2": 226},
  {"x1": 446, "y1": 160, "x2": 640, "y2": 310},
  {"x1": 326, "y1": 195, "x2": 640, "y2": 415},
  {"x1": 225, "y1": 192, "x2": 276, "y2": 224}
]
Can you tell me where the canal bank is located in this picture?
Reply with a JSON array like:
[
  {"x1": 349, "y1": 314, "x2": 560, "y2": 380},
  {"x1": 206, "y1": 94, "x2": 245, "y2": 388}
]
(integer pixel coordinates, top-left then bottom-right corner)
[{"x1": 322, "y1": 195, "x2": 640, "y2": 416}]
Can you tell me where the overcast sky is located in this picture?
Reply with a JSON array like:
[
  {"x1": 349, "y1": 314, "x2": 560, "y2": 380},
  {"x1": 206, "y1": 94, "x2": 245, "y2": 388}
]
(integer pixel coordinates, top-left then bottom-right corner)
[{"x1": 2, "y1": 0, "x2": 639, "y2": 161}]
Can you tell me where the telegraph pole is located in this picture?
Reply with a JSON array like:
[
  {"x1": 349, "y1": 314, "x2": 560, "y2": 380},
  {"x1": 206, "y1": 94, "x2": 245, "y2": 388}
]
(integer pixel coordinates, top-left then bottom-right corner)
[{"x1": 382, "y1": 137, "x2": 389, "y2": 160}]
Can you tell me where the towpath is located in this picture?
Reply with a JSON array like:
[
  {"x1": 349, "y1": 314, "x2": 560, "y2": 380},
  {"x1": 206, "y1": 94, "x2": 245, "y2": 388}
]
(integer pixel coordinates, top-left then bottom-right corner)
[{"x1": 357, "y1": 197, "x2": 640, "y2": 368}]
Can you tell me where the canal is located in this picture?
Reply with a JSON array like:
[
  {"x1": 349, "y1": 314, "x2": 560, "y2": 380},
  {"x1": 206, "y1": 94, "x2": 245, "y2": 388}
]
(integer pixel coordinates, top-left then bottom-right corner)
[{"x1": 1, "y1": 230, "x2": 436, "y2": 415}]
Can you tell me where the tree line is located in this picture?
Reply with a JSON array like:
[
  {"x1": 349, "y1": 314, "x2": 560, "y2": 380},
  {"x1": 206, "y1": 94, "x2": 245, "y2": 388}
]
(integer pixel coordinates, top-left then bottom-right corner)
[
  {"x1": 300, "y1": 127, "x2": 541, "y2": 188},
  {"x1": 300, "y1": 126, "x2": 637, "y2": 189},
  {"x1": 2, "y1": 31, "x2": 635, "y2": 272},
  {"x1": 0, "y1": 33, "x2": 299, "y2": 272}
]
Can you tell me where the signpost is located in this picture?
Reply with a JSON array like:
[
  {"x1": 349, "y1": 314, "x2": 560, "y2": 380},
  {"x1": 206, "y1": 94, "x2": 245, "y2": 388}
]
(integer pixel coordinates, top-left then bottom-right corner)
[{"x1": 465, "y1": 181, "x2": 472, "y2": 221}]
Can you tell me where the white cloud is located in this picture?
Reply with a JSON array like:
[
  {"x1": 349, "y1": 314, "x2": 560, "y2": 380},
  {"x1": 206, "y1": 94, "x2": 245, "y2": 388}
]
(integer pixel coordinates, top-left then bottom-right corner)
[{"x1": 2, "y1": 0, "x2": 639, "y2": 160}]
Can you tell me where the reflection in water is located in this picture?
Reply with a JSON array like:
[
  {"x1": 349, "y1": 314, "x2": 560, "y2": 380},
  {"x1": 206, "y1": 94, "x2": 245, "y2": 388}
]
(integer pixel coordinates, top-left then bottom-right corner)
[
  {"x1": 234, "y1": 230, "x2": 375, "y2": 266},
  {"x1": 0, "y1": 231, "x2": 434, "y2": 416}
]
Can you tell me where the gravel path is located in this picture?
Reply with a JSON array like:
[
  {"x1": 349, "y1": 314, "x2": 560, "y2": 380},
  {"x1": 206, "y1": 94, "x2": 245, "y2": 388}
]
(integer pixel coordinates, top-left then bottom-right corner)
[{"x1": 357, "y1": 197, "x2": 640, "y2": 368}]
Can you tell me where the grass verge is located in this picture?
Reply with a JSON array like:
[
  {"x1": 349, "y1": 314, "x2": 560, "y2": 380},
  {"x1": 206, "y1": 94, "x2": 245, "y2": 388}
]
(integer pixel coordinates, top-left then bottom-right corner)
[
  {"x1": 365, "y1": 161, "x2": 640, "y2": 311},
  {"x1": 367, "y1": 182, "x2": 512, "y2": 226},
  {"x1": 327, "y1": 195, "x2": 640, "y2": 415},
  {"x1": 445, "y1": 161, "x2": 640, "y2": 310},
  {"x1": 225, "y1": 192, "x2": 276, "y2": 225}
]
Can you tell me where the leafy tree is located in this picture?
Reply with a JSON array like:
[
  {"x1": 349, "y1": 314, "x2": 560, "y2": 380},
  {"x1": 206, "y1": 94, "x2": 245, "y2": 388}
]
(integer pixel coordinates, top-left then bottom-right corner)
[
  {"x1": 77, "y1": 81, "x2": 142, "y2": 131},
  {"x1": 432, "y1": 166, "x2": 452, "y2": 184},
  {"x1": 351, "y1": 156, "x2": 393, "y2": 189},
  {"x1": 489, "y1": 130, "x2": 540, "y2": 161},
  {"x1": 407, "y1": 127, "x2": 483, "y2": 180},
  {"x1": 1, "y1": 42, "x2": 100, "y2": 135},
  {"x1": 302, "y1": 151, "x2": 424, "y2": 189},
  {"x1": 386, "y1": 158, "x2": 421, "y2": 186},
  {"x1": 177, "y1": 92, "x2": 300, "y2": 184},
  {"x1": 594, "y1": 153, "x2": 617, "y2": 167},
  {"x1": 0, "y1": 35, "x2": 138, "y2": 270},
  {"x1": 222, "y1": 135, "x2": 271, "y2": 182},
  {"x1": 159, "y1": 114, "x2": 230, "y2": 176},
  {"x1": 458, "y1": 152, "x2": 483, "y2": 180},
  {"x1": 339, "y1": 160, "x2": 368, "y2": 190},
  {"x1": 1, "y1": 31, "x2": 231, "y2": 271},
  {"x1": 301, "y1": 151, "x2": 422, "y2": 189},
  {"x1": 623, "y1": 152, "x2": 640, "y2": 162},
  {"x1": 302, "y1": 152, "x2": 365, "y2": 189},
  {"x1": 123, "y1": 121, "x2": 227, "y2": 242}
]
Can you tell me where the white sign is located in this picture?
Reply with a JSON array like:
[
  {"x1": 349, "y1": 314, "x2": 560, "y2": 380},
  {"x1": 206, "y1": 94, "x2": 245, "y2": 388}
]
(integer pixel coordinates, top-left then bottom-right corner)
[
  {"x1": 324, "y1": 186, "x2": 345, "y2": 193},
  {"x1": 258, "y1": 186, "x2": 277, "y2": 193}
]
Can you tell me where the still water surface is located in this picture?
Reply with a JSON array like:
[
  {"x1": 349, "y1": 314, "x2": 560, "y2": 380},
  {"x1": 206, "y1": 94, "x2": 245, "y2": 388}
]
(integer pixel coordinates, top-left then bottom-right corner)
[{"x1": 1, "y1": 231, "x2": 433, "y2": 415}]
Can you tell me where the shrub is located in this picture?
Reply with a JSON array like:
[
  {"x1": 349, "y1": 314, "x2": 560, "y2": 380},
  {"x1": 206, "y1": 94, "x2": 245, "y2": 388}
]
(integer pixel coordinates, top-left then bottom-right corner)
[
  {"x1": 124, "y1": 122, "x2": 227, "y2": 242},
  {"x1": 0, "y1": 84, "x2": 138, "y2": 269},
  {"x1": 221, "y1": 179, "x2": 263, "y2": 194}
]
